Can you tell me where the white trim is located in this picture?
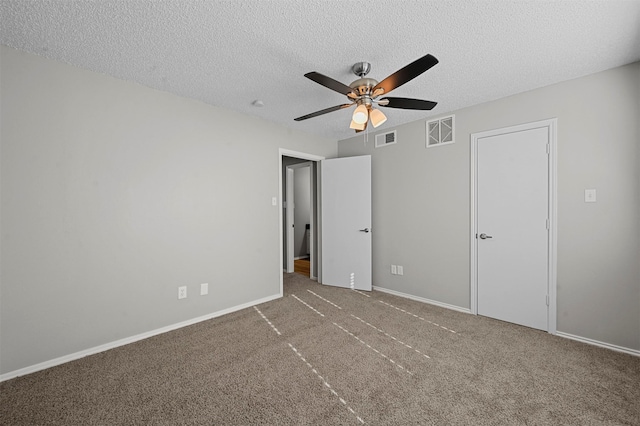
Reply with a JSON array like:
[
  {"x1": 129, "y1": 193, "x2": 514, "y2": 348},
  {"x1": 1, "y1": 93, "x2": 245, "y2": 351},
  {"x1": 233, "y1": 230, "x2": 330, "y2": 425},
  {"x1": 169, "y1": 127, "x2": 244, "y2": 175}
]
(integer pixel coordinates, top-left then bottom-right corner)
[
  {"x1": 556, "y1": 332, "x2": 640, "y2": 357},
  {"x1": 279, "y1": 149, "x2": 325, "y2": 161},
  {"x1": 0, "y1": 293, "x2": 281, "y2": 382},
  {"x1": 286, "y1": 161, "x2": 313, "y2": 272},
  {"x1": 548, "y1": 121, "x2": 558, "y2": 334},
  {"x1": 470, "y1": 138, "x2": 478, "y2": 314},
  {"x1": 278, "y1": 149, "x2": 325, "y2": 295},
  {"x1": 470, "y1": 118, "x2": 558, "y2": 334},
  {"x1": 373, "y1": 286, "x2": 471, "y2": 314},
  {"x1": 285, "y1": 167, "x2": 295, "y2": 273},
  {"x1": 287, "y1": 161, "x2": 313, "y2": 170},
  {"x1": 316, "y1": 161, "x2": 322, "y2": 283}
]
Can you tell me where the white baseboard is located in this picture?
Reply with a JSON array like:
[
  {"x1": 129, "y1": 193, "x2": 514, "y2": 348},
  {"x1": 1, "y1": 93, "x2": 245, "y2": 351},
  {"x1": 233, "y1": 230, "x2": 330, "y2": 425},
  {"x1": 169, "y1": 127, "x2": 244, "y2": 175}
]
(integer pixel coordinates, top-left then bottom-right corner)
[
  {"x1": 0, "y1": 293, "x2": 282, "y2": 382},
  {"x1": 556, "y1": 331, "x2": 640, "y2": 357},
  {"x1": 372, "y1": 287, "x2": 639, "y2": 357},
  {"x1": 373, "y1": 286, "x2": 471, "y2": 314}
]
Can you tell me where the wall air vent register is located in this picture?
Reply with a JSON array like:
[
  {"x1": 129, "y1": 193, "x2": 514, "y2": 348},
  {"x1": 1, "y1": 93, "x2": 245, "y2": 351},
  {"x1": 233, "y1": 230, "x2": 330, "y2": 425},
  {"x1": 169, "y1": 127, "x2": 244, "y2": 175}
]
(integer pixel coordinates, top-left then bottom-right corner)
[
  {"x1": 375, "y1": 130, "x2": 397, "y2": 148},
  {"x1": 426, "y1": 115, "x2": 454, "y2": 148}
]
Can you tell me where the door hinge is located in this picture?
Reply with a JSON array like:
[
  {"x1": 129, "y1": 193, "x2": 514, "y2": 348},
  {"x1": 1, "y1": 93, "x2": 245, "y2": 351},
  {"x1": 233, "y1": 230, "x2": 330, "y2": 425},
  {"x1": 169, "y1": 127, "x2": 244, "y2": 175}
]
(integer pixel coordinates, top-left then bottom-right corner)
[
  {"x1": 546, "y1": 295, "x2": 549, "y2": 306},
  {"x1": 546, "y1": 219, "x2": 550, "y2": 230},
  {"x1": 546, "y1": 144, "x2": 550, "y2": 155}
]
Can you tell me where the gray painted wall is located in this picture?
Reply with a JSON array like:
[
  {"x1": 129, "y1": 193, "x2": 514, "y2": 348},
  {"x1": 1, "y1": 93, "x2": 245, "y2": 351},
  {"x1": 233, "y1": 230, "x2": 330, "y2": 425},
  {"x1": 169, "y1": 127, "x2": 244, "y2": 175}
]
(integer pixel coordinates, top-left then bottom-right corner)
[
  {"x1": 0, "y1": 46, "x2": 338, "y2": 375},
  {"x1": 339, "y1": 62, "x2": 640, "y2": 351}
]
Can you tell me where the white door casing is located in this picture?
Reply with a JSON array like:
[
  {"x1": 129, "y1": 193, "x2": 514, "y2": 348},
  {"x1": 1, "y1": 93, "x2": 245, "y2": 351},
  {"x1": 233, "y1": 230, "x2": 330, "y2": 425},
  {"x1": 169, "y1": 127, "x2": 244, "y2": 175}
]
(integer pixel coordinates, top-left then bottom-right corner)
[
  {"x1": 279, "y1": 149, "x2": 325, "y2": 296},
  {"x1": 285, "y1": 162, "x2": 313, "y2": 273},
  {"x1": 320, "y1": 156, "x2": 372, "y2": 291},
  {"x1": 471, "y1": 119, "x2": 557, "y2": 333},
  {"x1": 285, "y1": 167, "x2": 295, "y2": 273}
]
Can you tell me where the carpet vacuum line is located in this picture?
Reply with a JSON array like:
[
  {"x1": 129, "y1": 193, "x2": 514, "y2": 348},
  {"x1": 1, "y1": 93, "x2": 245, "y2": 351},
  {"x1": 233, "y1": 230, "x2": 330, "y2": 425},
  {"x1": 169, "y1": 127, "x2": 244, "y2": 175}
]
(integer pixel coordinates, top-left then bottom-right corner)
[
  {"x1": 253, "y1": 302, "x2": 366, "y2": 424},
  {"x1": 287, "y1": 343, "x2": 365, "y2": 424},
  {"x1": 253, "y1": 306, "x2": 281, "y2": 335},
  {"x1": 350, "y1": 314, "x2": 431, "y2": 360},
  {"x1": 378, "y1": 300, "x2": 458, "y2": 334},
  {"x1": 291, "y1": 293, "x2": 414, "y2": 375},
  {"x1": 306, "y1": 289, "x2": 343, "y2": 309},
  {"x1": 305, "y1": 289, "x2": 432, "y2": 361}
]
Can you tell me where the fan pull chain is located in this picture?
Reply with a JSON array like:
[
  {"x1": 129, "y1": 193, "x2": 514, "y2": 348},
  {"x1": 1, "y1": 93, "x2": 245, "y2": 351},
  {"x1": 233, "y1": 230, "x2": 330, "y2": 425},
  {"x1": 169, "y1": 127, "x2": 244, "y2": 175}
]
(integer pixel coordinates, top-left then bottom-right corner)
[{"x1": 363, "y1": 123, "x2": 369, "y2": 146}]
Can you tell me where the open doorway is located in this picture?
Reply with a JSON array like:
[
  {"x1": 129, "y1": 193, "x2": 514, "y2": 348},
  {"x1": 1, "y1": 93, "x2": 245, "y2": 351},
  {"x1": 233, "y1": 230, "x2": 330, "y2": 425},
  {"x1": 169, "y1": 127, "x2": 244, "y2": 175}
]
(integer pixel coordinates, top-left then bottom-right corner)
[
  {"x1": 285, "y1": 161, "x2": 312, "y2": 276},
  {"x1": 279, "y1": 149, "x2": 325, "y2": 295}
]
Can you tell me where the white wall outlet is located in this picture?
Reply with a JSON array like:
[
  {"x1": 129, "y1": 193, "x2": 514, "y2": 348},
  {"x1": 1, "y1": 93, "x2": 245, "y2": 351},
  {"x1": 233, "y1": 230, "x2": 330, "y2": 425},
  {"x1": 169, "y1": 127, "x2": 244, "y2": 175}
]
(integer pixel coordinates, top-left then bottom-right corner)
[
  {"x1": 178, "y1": 286, "x2": 187, "y2": 299},
  {"x1": 271, "y1": 196, "x2": 277, "y2": 206},
  {"x1": 397, "y1": 265, "x2": 404, "y2": 276},
  {"x1": 391, "y1": 265, "x2": 397, "y2": 275},
  {"x1": 585, "y1": 189, "x2": 597, "y2": 203},
  {"x1": 200, "y1": 283, "x2": 209, "y2": 296}
]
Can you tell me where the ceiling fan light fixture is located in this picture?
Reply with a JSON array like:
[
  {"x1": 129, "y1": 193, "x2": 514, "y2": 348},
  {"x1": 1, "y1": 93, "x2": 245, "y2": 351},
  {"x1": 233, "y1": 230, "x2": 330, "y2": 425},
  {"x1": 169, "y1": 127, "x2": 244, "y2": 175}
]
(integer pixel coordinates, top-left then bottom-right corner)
[
  {"x1": 349, "y1": 119, "x2": 366, "y2": 130},
  {"x1": 352, "y1": 104, "x2": 368, "y2": 124},
  {"x1": 294, "y1": 54, "x2": 439, "y2": 131},
  {"x1": 369, "y1": 108, "x2": 387, "y2": 128}
]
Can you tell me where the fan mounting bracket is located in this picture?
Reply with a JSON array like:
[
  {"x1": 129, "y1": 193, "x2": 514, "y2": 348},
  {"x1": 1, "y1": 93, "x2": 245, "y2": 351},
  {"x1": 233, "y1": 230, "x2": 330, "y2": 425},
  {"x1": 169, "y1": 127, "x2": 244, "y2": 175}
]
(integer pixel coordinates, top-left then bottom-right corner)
[{"x1": 351, "y1": 62, "x2": 371, "y2": 78}]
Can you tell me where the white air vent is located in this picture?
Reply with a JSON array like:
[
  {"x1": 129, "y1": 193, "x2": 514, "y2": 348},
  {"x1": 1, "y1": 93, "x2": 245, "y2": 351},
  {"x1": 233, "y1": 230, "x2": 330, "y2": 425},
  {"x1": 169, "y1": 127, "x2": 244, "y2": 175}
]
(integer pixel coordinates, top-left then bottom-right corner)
[
  {"x1": 375, "y1": 130, "x2": 397, "y2": 148},
  {"x1": 426, "y1": 115, "x2": 455, "y2": 148}
]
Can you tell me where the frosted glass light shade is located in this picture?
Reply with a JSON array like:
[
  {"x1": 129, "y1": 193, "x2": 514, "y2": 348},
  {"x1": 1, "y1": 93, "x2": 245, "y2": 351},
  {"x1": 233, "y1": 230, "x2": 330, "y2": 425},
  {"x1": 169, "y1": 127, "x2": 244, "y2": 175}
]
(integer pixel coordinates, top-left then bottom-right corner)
[
  {"x1": 350, "y1": 119, "x2": 365, "y2": 130},
  {"x1": 352, "y1": 104, "x2": 368, "y2": 124},
  {"x1": 369, "y1": 108, "x2": 387, "y2": 128}
]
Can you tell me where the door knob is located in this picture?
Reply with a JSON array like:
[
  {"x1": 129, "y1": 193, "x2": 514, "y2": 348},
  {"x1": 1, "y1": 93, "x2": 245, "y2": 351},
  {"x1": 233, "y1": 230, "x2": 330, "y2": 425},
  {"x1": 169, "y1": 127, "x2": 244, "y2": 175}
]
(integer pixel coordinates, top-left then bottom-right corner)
[
  {"x1": 359, "y1": 228, "x2": 370, "y2": 233},
  {"x1": 479, "y1": 233, "x2": 492, "y2": 239}
]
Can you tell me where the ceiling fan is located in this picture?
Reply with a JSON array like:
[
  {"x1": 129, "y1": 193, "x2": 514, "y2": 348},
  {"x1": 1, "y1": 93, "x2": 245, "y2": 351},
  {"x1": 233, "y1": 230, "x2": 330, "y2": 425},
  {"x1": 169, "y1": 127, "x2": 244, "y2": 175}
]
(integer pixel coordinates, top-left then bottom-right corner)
[{"x1": 294, "y1": 54, "x2": 438, "y2": 132}]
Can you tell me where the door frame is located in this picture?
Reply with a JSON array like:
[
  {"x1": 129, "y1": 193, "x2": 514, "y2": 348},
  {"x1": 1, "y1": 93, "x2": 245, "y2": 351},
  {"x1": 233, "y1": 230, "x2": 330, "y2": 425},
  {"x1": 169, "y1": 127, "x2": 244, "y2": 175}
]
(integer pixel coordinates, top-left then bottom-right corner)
[
  {"x1": 285, "y1": 161, "x2": 313, "y2": 273},
  {"x1": 285, "y1": 167, "x2": 295, "y2": 273},
  {"x1": 279, "y1": 149, "x2": 325, "y2": 296},
  {"x1": 470, "y1": 118, "x2": 558, "y2": 334}
]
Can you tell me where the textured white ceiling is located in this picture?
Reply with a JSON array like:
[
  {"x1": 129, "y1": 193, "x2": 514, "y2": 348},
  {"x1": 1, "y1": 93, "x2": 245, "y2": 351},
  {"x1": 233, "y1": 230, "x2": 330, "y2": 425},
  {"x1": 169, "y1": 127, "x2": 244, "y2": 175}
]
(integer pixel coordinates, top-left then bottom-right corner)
[{"x1": 2, "y1": 1, "x2": 639, "y2": 141}]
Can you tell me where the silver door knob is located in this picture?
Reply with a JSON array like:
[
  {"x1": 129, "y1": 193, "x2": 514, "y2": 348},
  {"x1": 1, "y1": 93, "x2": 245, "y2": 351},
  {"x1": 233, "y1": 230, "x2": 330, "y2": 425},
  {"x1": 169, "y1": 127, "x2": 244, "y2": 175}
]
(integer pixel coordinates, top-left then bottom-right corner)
[
  {"x1": 479, "y1": 233, "x2": 492, "y2": 239},
  {"x1": 359, "y1": 228, "x2": 370, "y2": 233}
]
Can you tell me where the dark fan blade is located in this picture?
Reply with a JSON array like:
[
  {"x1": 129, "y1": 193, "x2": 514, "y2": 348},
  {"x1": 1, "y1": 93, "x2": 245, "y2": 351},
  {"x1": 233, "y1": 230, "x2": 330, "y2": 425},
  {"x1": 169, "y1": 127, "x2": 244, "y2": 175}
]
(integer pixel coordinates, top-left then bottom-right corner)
[
  {"x1": 305, "y1": 72, "x2": 356, "y2": 96},
  {"x1": 294, "y1": 103, "x2": 353, "y2": 121},
  {"x1": 379, "y1": 97, "x2": 437, "y2": 110},
  {"x1": 372, "y1": 54, "x2": 438, "y2": 95}
]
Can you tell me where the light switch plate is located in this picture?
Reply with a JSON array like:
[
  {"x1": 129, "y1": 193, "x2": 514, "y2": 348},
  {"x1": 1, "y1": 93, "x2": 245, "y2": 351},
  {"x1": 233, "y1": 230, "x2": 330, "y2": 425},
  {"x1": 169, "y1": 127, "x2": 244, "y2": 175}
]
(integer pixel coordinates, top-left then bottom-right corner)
[
  {"x1": 585, "y1": 189, "x2": 597, "y2": 203},
  {"x1": 200, "y1": 283, "x2": 209, "y2": 296}
]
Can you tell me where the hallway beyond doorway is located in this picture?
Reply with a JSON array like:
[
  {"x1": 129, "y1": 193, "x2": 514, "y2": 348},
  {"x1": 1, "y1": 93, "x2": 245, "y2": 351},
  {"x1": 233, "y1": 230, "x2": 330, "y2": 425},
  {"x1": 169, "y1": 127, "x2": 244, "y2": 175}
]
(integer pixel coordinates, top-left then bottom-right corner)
[{"x1": 294, "y1": 258, "x2": 310, "y2": 277}]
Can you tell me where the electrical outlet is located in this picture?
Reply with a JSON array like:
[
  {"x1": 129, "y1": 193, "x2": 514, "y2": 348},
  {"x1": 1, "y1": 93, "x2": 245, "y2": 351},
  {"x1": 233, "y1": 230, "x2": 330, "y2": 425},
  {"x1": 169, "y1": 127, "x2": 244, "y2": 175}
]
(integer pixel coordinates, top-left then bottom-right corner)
[
  {"x1": 391, "y1": 265, "x2": 397, "y2": 275},
  {"x1": 397, "y1": 265, "x2": 404, "y2": 276},
  {"x1": 178, "y1": 286, "x2": 187, "y2": 299},
  {"x1": 200, "y1": 283, "x2": 209, "y2": 296}
]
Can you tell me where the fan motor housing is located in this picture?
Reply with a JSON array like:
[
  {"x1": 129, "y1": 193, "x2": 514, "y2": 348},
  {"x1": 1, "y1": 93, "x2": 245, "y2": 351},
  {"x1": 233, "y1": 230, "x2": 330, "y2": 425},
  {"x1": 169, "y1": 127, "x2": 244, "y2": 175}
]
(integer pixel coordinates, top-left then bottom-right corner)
[{"x1": 349, "y1": 78, "x2": 378, "y2": 96}]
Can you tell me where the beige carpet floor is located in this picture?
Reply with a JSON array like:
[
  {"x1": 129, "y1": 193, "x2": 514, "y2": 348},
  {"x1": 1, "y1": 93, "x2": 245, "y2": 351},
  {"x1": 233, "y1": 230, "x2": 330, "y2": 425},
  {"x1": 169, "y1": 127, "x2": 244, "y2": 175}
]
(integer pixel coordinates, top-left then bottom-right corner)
[{"x1": 1, "y1": 273, "x2": 639, "y2": 425}]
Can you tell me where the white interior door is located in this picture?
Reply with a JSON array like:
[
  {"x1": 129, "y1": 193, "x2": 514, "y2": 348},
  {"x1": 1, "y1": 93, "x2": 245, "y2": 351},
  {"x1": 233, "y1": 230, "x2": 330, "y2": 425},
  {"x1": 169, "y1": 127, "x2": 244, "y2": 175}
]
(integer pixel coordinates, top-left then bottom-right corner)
[
  {"x1": 320, "y1": 156, "x2": 371, "y2": 291},
  {"x1": 475, "y1": 126, "x2": 550, "y2": 330}
]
